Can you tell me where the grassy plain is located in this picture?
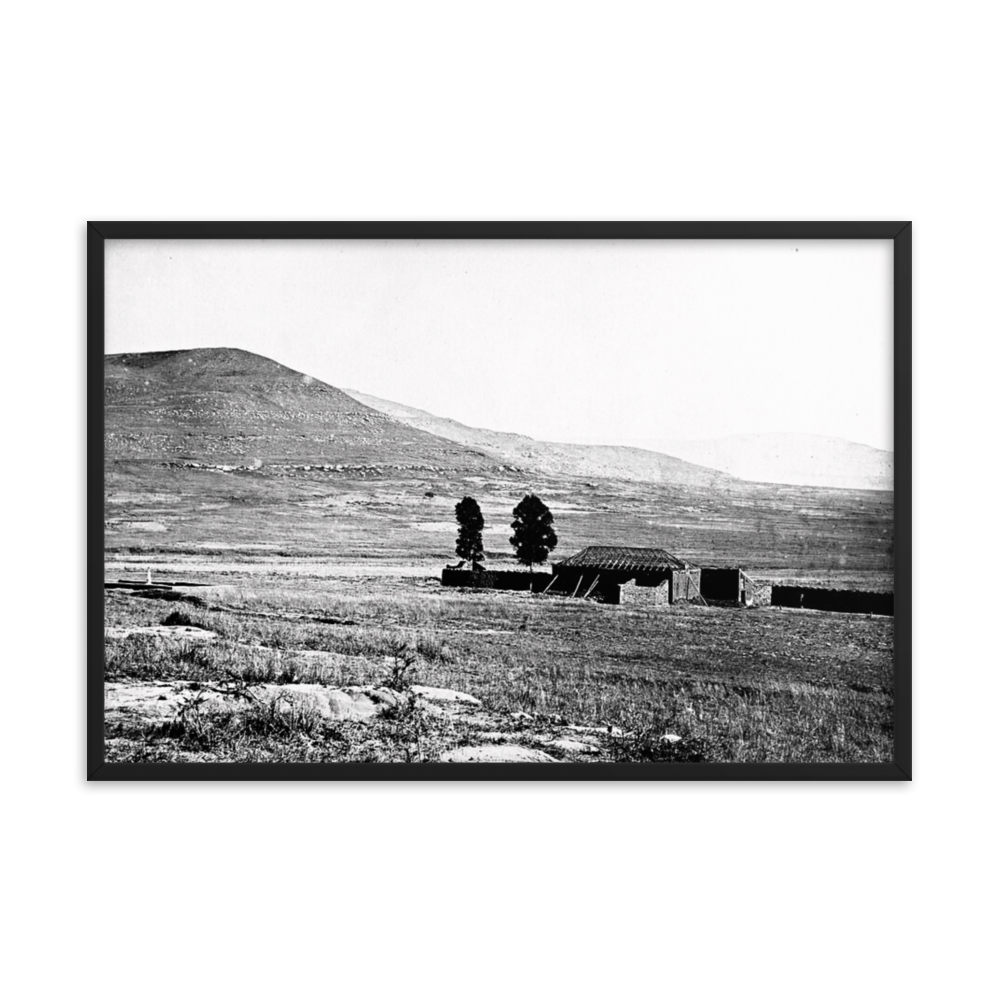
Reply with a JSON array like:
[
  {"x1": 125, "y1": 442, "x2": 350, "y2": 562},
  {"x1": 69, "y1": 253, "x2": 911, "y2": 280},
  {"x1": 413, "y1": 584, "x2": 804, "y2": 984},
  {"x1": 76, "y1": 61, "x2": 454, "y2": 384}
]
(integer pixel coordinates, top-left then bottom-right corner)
[
  {"x1": 104, "y1": 568, "x2": 893, "y2": 764},
  {"x1": 107, "y1": 463, "x2": 893, "y2": 582}
]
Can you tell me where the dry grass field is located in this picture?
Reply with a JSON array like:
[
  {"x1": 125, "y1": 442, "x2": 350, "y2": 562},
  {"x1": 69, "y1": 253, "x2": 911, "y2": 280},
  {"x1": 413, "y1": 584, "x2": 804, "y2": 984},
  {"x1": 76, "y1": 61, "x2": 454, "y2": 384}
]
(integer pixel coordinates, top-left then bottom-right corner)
[
  {"x1": 106, "y1": 463, "x2": 893, "y2": 581},
  {"x1": 104, "y1": 566, "x2": 893, "y2": 764}
]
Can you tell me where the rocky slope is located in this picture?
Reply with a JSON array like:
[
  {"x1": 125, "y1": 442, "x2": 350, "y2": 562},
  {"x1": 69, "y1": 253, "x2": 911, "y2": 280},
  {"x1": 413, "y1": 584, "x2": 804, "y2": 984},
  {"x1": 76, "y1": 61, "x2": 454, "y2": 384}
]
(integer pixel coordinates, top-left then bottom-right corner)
[{"x1": 105, "y1": 348, "x2": 500, "y2": 472}]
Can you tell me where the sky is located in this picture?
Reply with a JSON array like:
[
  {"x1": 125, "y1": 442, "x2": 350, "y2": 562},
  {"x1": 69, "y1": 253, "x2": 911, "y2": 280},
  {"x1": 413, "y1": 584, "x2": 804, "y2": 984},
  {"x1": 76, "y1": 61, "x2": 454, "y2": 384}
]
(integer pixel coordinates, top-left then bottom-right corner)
[{"x1": 105, "y1": 239, "x2": 894, "y2": 452}]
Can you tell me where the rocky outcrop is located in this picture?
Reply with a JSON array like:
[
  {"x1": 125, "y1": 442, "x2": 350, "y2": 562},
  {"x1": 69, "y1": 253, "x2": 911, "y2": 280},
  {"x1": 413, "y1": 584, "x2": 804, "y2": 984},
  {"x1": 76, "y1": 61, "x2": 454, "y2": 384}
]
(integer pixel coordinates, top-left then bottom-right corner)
[{"x1": 440, "y1": 745, "x2": 561, "y2": 763}]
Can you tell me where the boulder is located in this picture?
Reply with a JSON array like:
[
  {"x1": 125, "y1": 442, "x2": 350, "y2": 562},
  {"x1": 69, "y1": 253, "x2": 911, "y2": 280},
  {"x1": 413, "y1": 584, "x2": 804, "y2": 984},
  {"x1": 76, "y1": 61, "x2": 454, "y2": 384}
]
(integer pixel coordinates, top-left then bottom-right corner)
[
  {"x1": 359, "y1": 687, "x2": 413, "y2": 712},
  {"x1": 104, "y1": 682, "x2": 386, "y2": 723},
  {"x1": 270, "y1": 686, "x2": 381, "y2": 721},
  {"x1": 104, "y1": 681, "x2": 225, "y2": 719}
]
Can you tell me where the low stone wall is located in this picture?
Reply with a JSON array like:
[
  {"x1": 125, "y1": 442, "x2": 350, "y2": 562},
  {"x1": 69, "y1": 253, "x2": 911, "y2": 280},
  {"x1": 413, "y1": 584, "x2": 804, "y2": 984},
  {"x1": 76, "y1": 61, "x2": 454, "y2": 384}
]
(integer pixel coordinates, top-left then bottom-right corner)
[
  {"x1": 441, "y1": 568, "x2": 552, "y2": 591},
  {"x1": 770, "y1": 586, "x2": 893, "y2": 616},
  {"x1": 618, "y1": 579, "x2": 670, "y2": 607}
]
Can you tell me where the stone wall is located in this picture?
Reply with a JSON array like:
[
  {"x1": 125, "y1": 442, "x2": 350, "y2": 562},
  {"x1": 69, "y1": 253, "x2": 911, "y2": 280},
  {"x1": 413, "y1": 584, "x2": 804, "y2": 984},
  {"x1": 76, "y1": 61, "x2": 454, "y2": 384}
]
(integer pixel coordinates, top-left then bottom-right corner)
[
  {"x1": 618, "y1": 579, "x2": 671, "y2": 607},
  {"x1": 770, "y1": 585, "x2": 893, "y2": 616},
  {"x1": 441, "y1": 568, "x2": 552, "y2": 591}
]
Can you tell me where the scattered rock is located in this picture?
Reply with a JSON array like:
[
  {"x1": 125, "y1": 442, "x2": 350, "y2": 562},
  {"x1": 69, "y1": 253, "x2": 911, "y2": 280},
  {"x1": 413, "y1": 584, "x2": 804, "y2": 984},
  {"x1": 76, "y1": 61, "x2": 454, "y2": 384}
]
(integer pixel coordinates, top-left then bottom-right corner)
[
  {"x1": 412, "y1": 686, "x2": 481, "y2": 705},
  {"x1": 563, "y1": 726, "x2": 608, "y2": 746},
  {"x1": 544, "y1": 738, "x2": 600, "y2": 754},
  {"x1": 104, "y1": 625, "x2": 217, "y2": 641},
  {"x1": 411, "y1": 700, "x2": 449, "y2": 718},
  {"x1": 104, "y1": 682, "x2": 386, "y2": 723},
  {"x1": 105, "y1": 682, "x2": 218, "y2": 718},
  {"x1": 566, "y1": 723, "x2": 627, "y2": 737},
  {"x1": 440, "y1": 745, "x2": 561, "y2": 763}
]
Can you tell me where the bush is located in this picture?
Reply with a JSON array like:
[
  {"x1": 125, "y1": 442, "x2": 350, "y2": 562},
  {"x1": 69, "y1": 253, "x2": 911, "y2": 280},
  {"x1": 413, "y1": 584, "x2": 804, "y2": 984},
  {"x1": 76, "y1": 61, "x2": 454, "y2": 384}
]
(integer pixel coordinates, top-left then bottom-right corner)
[{"x1": 160, "y1": 610, "x2": 207, "y2": 628}]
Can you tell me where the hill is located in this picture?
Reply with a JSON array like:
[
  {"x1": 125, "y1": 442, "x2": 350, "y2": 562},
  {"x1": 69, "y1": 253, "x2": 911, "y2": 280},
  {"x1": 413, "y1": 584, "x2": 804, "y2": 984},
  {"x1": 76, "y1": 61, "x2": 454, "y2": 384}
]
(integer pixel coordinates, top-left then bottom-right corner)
[
  {"x1": 105, "y1": 348, "x2": 499, "y2": 472},
  {"x1": 341, "y1": 388, "x2": 733, "y2": 487},
  {"x1": 638, "y1": 433, "x2": 894, "y2": 492}
]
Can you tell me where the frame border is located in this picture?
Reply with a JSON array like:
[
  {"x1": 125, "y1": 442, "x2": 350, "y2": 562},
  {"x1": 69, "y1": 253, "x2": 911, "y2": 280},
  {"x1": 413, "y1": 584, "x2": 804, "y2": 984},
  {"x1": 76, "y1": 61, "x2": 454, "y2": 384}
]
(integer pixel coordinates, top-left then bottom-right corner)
[{"x1": 88, "y1": 221, "x2": 911, "y2": 781}]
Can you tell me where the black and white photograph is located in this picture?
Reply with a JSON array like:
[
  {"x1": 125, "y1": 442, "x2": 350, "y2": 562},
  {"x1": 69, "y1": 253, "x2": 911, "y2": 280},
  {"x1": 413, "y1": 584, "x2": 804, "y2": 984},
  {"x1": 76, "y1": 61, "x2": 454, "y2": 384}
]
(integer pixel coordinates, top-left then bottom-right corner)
[{"x1": 97, "y1": 227, "x2": 904, "y2": 772}]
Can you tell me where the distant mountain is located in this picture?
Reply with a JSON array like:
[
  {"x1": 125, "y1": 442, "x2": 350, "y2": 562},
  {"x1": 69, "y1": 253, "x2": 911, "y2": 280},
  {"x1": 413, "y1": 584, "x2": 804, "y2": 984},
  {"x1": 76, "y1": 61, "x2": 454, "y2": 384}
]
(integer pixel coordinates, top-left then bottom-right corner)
[
  {"x1": 105, "y1": 348, "x2": 497, "y2": 472},
  {"x1": 637, "y1": 433, "x2": 894, "y2": 491},
  {"x1": 341, "y1": 389, "x2": 732, "y2": 486}
]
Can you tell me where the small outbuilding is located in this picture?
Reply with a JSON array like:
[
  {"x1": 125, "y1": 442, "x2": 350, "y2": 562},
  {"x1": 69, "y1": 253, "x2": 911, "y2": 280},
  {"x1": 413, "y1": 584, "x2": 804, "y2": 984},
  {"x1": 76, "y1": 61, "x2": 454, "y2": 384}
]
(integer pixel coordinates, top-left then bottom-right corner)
[{"x1": 548, "y1": 545, "x2": 701, "y2": 605}]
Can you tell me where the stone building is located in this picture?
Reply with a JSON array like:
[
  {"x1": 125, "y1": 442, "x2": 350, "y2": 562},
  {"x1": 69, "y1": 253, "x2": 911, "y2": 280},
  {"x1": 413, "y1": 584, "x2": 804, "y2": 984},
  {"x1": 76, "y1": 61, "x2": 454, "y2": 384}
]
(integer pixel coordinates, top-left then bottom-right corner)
[{"x1": 548, "y1": 545, "x2": 701, "y2": 605}]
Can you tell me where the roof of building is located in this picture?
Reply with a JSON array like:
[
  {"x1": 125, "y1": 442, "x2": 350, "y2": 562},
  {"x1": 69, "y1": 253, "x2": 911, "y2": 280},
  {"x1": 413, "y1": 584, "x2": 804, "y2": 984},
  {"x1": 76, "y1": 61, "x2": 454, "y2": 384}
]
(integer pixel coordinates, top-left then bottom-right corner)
[{"x1": 556, "y1": 545, "x2": 689, "y2": 572}]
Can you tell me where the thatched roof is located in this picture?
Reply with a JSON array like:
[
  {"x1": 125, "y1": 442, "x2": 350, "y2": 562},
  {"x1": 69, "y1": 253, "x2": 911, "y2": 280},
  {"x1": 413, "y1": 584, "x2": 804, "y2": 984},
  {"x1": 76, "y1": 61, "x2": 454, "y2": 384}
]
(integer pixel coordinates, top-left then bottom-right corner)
[{"x1": 556, "y1": 546, "x2": 689, "y2": 572}]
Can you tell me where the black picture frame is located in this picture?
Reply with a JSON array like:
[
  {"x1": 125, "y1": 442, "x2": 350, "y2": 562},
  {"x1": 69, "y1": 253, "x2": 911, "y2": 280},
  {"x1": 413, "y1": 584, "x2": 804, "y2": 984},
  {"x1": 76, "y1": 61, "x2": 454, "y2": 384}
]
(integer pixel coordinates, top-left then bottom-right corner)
[{"x1": 88, "y1": 221, "x2": 911, "y2": 781}]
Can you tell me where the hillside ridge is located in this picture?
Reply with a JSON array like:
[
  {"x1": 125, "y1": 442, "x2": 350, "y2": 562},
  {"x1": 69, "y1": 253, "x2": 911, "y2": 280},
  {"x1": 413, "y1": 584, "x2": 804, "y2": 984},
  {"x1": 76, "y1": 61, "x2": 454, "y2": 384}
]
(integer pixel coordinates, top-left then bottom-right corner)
[
  {"x1": 342, "y1": 388, "x2": 732, "y2": 486},
  {"x1": 105, "y1": 348, "x2": 499, "y2": 470}
]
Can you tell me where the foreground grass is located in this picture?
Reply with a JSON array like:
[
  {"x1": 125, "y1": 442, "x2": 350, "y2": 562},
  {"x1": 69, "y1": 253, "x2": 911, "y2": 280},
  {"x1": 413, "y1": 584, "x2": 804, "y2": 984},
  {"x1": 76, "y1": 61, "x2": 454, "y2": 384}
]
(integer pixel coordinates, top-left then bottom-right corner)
[{"x1": 104, "y1": 575, "x2": 893, "y2": 763}]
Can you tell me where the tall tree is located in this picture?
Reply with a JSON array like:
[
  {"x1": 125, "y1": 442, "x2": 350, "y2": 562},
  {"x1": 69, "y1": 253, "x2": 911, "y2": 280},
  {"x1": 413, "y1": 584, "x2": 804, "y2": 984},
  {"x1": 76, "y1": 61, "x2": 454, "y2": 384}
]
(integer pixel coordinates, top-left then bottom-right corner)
[
  {"x1": 454, "y1": 496, "x2": 485, "y2": 566},
  {"x1": 509, "y1": 494, "x2": 557, "y2": 572}
]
